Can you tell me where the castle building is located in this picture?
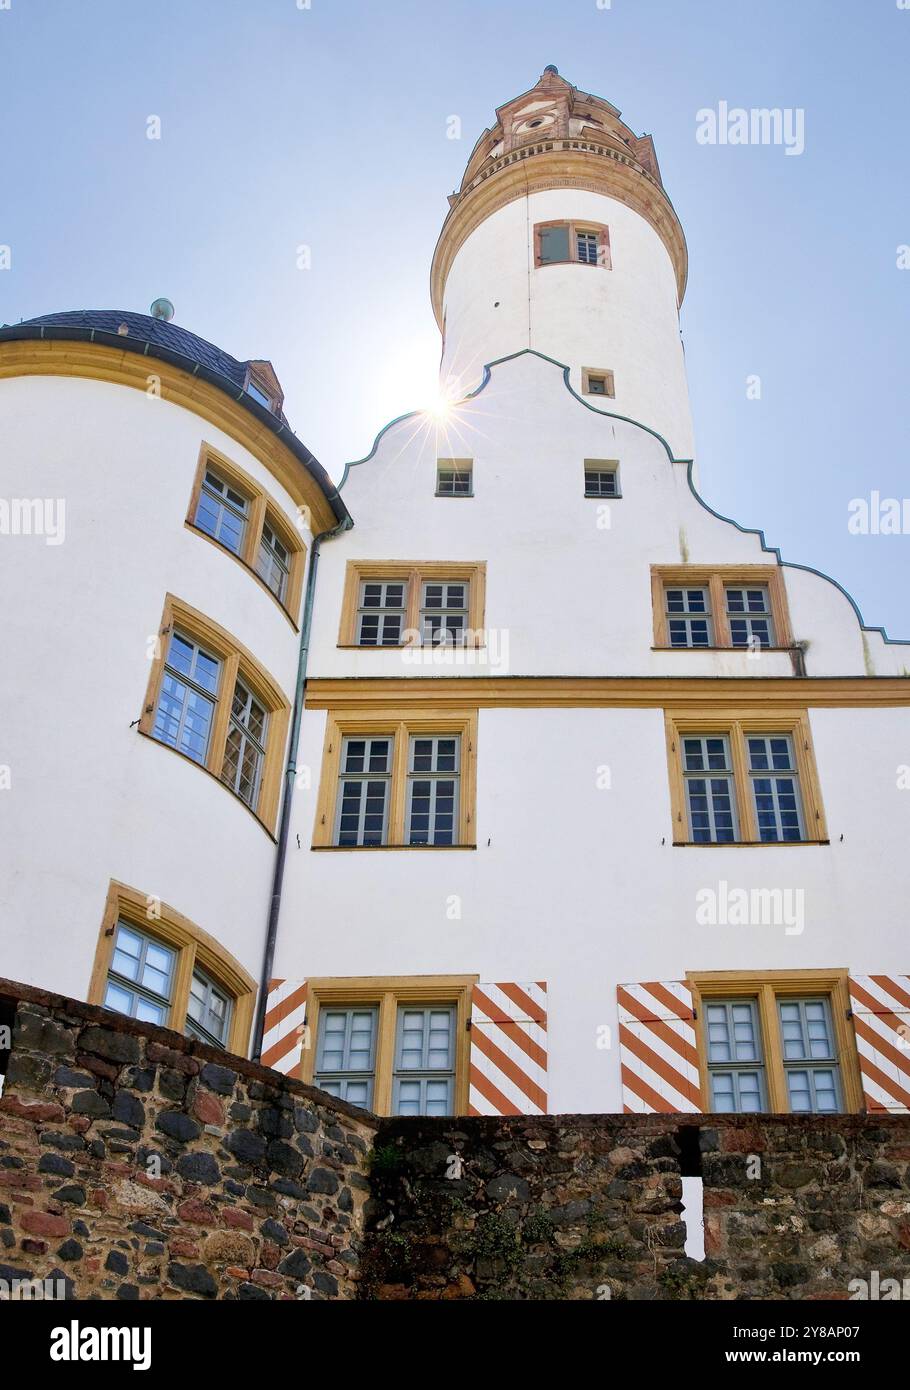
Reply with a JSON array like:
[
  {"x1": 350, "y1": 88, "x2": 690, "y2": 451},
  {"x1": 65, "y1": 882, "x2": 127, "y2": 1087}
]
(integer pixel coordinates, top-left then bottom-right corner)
[{"x1": 2, "y1": 68, "x2": 909, "y2": 1122}]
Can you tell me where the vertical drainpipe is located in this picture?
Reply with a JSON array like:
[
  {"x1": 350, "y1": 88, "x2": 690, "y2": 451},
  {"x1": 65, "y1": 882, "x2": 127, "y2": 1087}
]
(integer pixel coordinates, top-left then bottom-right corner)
[{"x1": 251, "y1": 513, "x2": 351, "y2": 1062}]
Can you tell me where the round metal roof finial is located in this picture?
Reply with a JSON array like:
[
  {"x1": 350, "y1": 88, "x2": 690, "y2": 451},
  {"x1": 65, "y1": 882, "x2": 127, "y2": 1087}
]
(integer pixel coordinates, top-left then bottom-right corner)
[
  {"x1": 544, "y1": 64, "x2": 558, "y2": 75},
  {"x1": 149, "y1": 297, "x2": 175, "y2": 322}
]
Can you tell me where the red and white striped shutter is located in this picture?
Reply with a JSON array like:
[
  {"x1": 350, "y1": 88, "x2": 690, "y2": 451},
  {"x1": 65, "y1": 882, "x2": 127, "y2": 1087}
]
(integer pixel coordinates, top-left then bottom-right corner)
[
  {"x1": 617, "y1": 981, "x2": 702, "y2": 1113},
  {"x1": 469, "y1": 982, "x2": 548, "y2": 1116},
  {"x1": 849, "y1": 975, "x2": 910, "y2": 1113},
  {"x1": 260, "y1": 978, "x2": 308, "y2": 1076}
]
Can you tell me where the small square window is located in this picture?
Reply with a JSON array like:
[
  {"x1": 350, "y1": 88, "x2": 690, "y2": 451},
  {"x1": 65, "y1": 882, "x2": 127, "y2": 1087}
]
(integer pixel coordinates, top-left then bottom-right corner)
[
  {"x1": 436, "y1": 459, "x2": 473, "y2": 496},
  {"x1": 584, "y1": 465, "x2": 620, "y2": 498},
  {"x1": 582, "y1": 368, "x2": 615, "y2": 398}
]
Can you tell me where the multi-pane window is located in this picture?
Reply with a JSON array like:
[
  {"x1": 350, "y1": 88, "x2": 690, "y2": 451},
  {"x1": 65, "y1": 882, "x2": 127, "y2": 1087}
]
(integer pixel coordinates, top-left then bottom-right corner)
[
  {"x1": 393, "y1": 1006, "x2": 456, "y2": 1115},
  {"x1": 420, "y1": 581, "x2": 469, "y2": 645},
  {"x1": 406, "y1": 735, "x2": 460, "y2": 845},
  {"x1": 103, "y1": 922, "x2": 176, "y2": 1027},
  {"x1": 335, "y1": 736, "x2": 393, "y2": 846},
  {"x1": 152, "y1": 631, "x2": 221, "y2": 765},
  {"x1": 536, "y1": 221, "x2": 610, "y2": 268},
  {"x1": 698, "y1": 985, "x2": 847, "y2": 1115},
  {"x1": 666, "y1": 587, "x2": 713, "y2": 648},
  {"x1": 705, "y1": 1000, "x2": 766, "y2": 1112},
  {"x1": 313, "y1": 1007, "x2": 378, "y2": 1108},
  {"x1": 221, "y1": 679, "x2": 268, "y2": 811},
  {"x1": 584, "y1": 467, "x2": 619, "y2": 497},
  {"x1": 257, "y1": 520, "x2": 290, "y2": 603},
  {"x1": 747, "y1": 734, "x2": 804, "y2": 842},
  {"x1": 726, "y1": 585, "x2": 775, "y2": 648},
  {"x1": 778, "y1": 998, "x2": 841, "y2": 1113},
  {"x1": 356, "y1": 580, "x2": 407, "y2": 646},
  {"x1": 668, "y1": 714, "x2": 822, "y2": 846},
  {"x1": 185, "y1": 968, "x2": 232, "y2": 1048},
  {"x1": 194, "y1": 470, "x2": 249, "y2": 556},
  {"x1": 436, "y1": 461, "x2": 473, "y2": 496},
  {"x1": 188, "y1": 450, "x2": 304, "y2": 619},
  {"x1": 681, "y1": 735, "x2": 738, "y2": 843}
]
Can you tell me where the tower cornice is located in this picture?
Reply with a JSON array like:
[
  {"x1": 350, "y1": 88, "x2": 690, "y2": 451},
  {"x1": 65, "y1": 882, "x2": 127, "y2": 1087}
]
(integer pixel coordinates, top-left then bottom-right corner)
[{"x1": 431, "y1": 138, "x2": 688, "y2": 330}]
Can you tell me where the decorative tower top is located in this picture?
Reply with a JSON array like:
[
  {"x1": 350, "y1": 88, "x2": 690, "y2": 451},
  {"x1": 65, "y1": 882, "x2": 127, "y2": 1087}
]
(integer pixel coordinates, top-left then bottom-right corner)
[{"x1": 430, "y1": 66, "x2": 687, "y2": 330}]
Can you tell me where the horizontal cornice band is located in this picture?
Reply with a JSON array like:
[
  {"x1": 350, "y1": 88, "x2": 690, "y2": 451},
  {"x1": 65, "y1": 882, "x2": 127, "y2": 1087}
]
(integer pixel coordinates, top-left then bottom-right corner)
[{"x1": 305, "y1": 675, "x2": 910, "y2": 711}]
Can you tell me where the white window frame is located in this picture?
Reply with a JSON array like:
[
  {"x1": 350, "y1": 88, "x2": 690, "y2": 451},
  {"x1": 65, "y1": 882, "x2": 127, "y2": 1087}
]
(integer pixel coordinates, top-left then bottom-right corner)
[
  {"x1": 405, "y1": 734, "x2": 461, "y2": 846},
  {"x1": 356, "y1": 579, "x2": 408, "y2": 647},
  {"x1": 666, "y1": 586, "x2": 713, "y2": 648},
  {"x1": 419, "y1": 580, "x2": 470, "y2": 646},
  {"x1": 682, "y1": 734, "x2": 739, "y2": 843},
  {"x1": 392, "y1": 1005, "x2": 457, "y2": 1116},
  {"x1": 705, "y1": 998, "x2": 767, "y2": 1112},
  {"x1": 313, "y1": 1005, "x2": 379, "y2": 1108},
  {"x1": 725, "y1": 584, "x2": 775, "y2": 648},
  {"x1": 195, "y1": 469, "x2": 249, "y2": 556},
  {"x1": 746, "y1": 733, "x2": 805, "y2": 842},
  {"x1": 334, "y1": 735, "x2": 394, "y2": 846}
]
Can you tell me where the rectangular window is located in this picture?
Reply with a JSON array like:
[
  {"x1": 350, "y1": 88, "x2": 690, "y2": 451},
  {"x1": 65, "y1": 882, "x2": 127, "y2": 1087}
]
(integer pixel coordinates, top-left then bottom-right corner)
[
  {"x1": 104, "y1": 921, "x2": 177, "y2": 1027},
  {"x1": 340, "y1": 562, "x2": 486, "y2": 648},
  {"x1": 152, "y1": 630, "x2": 221, "y2": 766},
  {"x1": 726, "y1": 585, "x2": 775, "y2": 648},
  {"x1": 584, "y1": 467, "x2": 619, "y2": 498},
  {"x1": 257, "y1": 519, "x2": 291, "y2": 604},
  {"x1": 535, "y1": 221, "x2": 611, "y2": 269},
  {"x1": 141, "y1": 596, "x2": 292, "y2": 832},
  {"x1": 778, "y1": 997, "x2": 841, "y2": 1113},
  {"x1": 667, "y1": 713, "x2": 822, "y2": 846},
  {"x1": 420, "y1": 581, "x2": 469, "y2": 645},
  {"x1": 187, "y1": 445, "x2": 307, "y2": 622},
  {"x1": 582, "y1": 368, "x2": 615, "y2": 398},
  {"x1": 392, "y1": 1006, "x2": 456, "y2": 1115},
  {"x1": 335, "y1": 735, "x2": 393, "y2": 846},
  {"x1": 313, "y1": 1006, "x2": 379, "y2": 1108},
  {"x1": 301, "y1": 977, "x2": 475, "y2": 1115},
  {"x1": 314, "y1": 711, "x2": 477, "y2": 850},
  {"x1": 186, "y1": 967, "x2": 233, "y2": 1048},
  {"x1": 682, "y1": 734, "x2": 738, "y2": 843},
  {"x1": 690, "y1": 973, "x2": 859, "y2": 1113},
  {"x1": 246, "y1": 379, "x2": 273, "y2": 410},
  {"x1": 436, "y1": 459, "x2": 473, "y2": 496},
  {"x1": 221, "y1": 678, "x2": 268, "y2": 811},
  {"x1": 666, "y1": 587, "x2": 713, "y2": 648},
  {"x1": 705, "y1": 999, "x2": 767, "y2": 1112},
  {"x1": 746, "y1": 734, "x2": 804, "y2": 842},
  {"x1": 194, "y1": 470, "x2": 249, "y2": 556},
  {"x1": 356, "y1": 580, "x2": 407, "y2": 647},
  {"x1": 406, "y1": 735, "x2": 460, "y2": 845}
]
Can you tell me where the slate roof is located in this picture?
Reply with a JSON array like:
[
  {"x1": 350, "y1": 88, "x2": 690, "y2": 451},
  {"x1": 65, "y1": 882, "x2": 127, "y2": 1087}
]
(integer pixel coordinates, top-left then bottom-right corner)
[{"x1": 0, "y1": 309, "x2": 349, "y2": 526}]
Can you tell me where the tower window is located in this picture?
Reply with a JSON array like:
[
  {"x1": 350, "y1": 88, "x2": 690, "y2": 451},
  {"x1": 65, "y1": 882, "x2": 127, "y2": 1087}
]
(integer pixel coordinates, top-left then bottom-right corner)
[
  {"x1": 582, "y1": 367, "x2": 615, "y2": 398},
  {"x1": 584, "y1": 465, "x2": 620, "y2": 499},
  {"x1": 535, "y1": 220, "x2": 611, "y2": 270},
  {"x1": 436, "y1": 458, "x2": 473, "y2": 496}
]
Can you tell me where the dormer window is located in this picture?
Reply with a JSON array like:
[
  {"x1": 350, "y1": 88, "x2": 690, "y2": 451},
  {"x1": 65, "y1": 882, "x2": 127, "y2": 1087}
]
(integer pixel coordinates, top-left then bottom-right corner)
[
  {"x1": 535, "y1": 221, "x2": 611, "y2": 270},
  {"x1": 246, "y1": 378, "x2": 273, "y2": 410}
]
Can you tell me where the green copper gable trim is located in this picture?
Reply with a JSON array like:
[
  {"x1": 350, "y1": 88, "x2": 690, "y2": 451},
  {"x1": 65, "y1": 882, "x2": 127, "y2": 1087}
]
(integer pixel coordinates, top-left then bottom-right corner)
[{"x1": 337, "y1": 348, "x2": 909, "y2": 647}]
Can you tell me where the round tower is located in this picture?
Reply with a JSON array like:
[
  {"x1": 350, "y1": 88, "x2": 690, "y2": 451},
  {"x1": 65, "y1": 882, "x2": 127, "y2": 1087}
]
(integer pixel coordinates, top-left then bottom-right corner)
[{"x1": 433, "y1": 66, "x2": 694, "y2": 457}]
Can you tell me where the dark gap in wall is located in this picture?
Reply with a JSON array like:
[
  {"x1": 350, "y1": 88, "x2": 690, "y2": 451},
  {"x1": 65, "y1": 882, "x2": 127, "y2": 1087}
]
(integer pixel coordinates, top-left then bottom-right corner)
[
  {"x1": 0, "y1": 997, "x2": 15, "y2": 1078},
  {"x1": 675, "y1": 1123, "x2": 702, "y2": 1177}
]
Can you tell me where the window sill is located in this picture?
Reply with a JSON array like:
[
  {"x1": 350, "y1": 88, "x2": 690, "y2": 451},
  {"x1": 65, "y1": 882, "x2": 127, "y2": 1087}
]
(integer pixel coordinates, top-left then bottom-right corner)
[
  {"x1": 312, "y1": 843, "x2": 477, "y2": 852},
  {"x1": 652, "y1": 646, "x2": 792, "y2": 653},
  {"x1": 137, "y1": 729, "x2": 278, "y2": 841},
  {"x1": 184, "y1": 521, "x2": 301, "y2": 631},
  {"x1": 535, "y1": 260, "x2": 608, "y2": 269},
  {"x1": 584, "y1": 492, "x2": 622, "y2": 499},
  {"x1": 336, "y1": 642, "x2": 487, "y2": 651},
  {"x1": 435, "y1": 492, "x2": 474, "y2": 499},
  {"x1": 672, "y1": 839, "x2": 830, "y2": 848}
]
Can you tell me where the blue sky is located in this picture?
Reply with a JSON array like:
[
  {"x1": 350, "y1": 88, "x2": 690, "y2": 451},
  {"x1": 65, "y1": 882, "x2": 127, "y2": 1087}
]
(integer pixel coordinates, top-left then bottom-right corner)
[{"x1": 2, "y1": 0, "x2": 908, "y2": 637}]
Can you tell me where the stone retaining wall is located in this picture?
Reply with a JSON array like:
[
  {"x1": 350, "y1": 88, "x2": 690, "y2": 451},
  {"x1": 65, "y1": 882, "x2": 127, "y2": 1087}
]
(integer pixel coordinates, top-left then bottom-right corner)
[
  {"x1": 2, "y1": 978, "x2": 909, "y2": 1301},
  {"x1": 0, "y1": 980, "x2": 376, "y2": 1300}
]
